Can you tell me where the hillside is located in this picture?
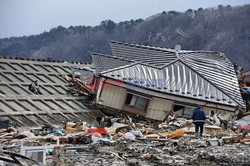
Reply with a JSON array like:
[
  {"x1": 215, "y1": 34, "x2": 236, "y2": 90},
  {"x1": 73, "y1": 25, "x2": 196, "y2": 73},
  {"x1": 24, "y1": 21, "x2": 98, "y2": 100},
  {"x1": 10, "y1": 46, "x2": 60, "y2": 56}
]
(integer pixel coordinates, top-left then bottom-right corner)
[{"x1": 0, "y1": 4, "x2": 250, "y2": 69}]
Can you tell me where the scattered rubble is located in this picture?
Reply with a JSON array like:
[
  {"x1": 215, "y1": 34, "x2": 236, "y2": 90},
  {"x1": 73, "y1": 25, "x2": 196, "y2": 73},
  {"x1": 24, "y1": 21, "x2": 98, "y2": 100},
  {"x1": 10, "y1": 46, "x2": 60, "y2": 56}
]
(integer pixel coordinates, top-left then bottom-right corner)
[
  {"x1": 1, "y1": 112, "x2": 250, "y2": 165},
  {"x1": 1, "y1": 42, "x2": 250, "y2": 166}
]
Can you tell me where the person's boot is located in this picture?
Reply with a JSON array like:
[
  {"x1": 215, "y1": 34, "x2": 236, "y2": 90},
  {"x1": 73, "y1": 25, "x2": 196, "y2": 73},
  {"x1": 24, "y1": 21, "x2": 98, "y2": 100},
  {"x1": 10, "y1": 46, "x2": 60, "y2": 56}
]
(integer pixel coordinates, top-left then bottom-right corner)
[{"x1": 195, "y1": 132, "x2": 199, "y2": 139}]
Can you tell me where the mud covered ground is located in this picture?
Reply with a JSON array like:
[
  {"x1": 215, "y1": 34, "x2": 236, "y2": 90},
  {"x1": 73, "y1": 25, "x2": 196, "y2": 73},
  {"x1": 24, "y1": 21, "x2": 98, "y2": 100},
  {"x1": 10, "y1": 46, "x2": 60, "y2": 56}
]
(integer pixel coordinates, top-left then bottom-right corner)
[{"x1": 46, "y1": 140, "x2": 250, "y2": 166}]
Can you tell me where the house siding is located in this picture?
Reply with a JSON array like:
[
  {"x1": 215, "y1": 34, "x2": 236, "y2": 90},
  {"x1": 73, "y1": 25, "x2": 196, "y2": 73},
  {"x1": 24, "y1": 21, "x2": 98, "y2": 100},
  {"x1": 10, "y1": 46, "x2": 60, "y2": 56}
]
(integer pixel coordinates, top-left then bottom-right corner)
[
  {"x1": 96, "y1": 81, "x2": 235, "y2": 121},
  {"x1": 98, "y1": 86, "x2": 174, "y2": 121},
  {"x1": 98, "y1": 83, "x2": 127, "y2": 110},
  {"x1": 146, "y1": 97, "x2": 173, "y2": 121}
]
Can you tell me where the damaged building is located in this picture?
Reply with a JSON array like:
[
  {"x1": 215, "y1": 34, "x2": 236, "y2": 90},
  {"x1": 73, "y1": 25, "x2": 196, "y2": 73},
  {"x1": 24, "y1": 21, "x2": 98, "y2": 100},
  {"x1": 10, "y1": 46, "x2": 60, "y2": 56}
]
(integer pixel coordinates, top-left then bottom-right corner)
[
  {"x1": 91, "y1": 41, "x2": 245, "y2": 121},
  {"x1": 0, "y1": 57, "x2": 96, "y2": 127},
  {"x1": 0, "y1": 42, "x2": 250, "y2": 166},
  {"x1": 0, "y1": 41, "x2": 245, "y2": 124}
]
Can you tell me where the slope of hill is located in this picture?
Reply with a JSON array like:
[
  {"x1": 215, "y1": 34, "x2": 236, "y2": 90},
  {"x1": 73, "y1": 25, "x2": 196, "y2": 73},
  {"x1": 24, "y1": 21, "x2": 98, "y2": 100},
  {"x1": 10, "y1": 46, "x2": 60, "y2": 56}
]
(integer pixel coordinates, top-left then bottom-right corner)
[{"x1": 0, "y1": 4, "x2": 250, "y2": 69}]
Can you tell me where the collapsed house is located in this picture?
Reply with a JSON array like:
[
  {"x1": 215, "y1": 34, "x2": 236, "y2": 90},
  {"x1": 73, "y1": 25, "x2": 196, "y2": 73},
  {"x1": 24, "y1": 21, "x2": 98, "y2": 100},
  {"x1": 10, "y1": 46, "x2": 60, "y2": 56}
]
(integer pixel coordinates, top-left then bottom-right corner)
[
  {"x1": 0, "y1": 43, "x2": 249, "y2": 166},
  {"x1": 91, "y1": 41, "x2": 245, "y2": 121},
  {"x1": 0, "y1": 57, "x2": 96, "y2": 127},
  {"x1": 0, "y1": 42, "x2": 246, "y2": 124}
]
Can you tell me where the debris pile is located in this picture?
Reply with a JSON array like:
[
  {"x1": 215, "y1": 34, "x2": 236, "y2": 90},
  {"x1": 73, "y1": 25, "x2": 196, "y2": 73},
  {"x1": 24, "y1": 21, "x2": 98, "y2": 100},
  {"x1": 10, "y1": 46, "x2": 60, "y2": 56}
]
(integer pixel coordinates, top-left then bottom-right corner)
[
  {"x1": 1, "y1": 44, "x2": 249, "y2": 165},
  {"x1": 1, "y1": 112, "x2": 250, "y2": 165}
]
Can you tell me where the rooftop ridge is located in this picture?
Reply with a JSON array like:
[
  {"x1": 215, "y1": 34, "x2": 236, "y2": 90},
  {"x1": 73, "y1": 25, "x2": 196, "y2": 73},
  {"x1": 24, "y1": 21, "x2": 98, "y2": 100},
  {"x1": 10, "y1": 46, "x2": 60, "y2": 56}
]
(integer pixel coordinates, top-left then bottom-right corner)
[
  {"x1": 109, "y1": 40, "x2": 176, "y2": 53},
  {"x1": 0, "y1": 56, "x2": 92, "y2": 65},
  {"x1": 92, "y1": 52, "x2": 135, "y2": 63},
  {"x1": 100, "y1": 62, "x2": 139, "y2": 74},
  {"x1": 109, "y1": 40, "x2": 223, "y2": 54},
  {"x1": 92, "y1": 53, "x2": 173, "y2": 73}
]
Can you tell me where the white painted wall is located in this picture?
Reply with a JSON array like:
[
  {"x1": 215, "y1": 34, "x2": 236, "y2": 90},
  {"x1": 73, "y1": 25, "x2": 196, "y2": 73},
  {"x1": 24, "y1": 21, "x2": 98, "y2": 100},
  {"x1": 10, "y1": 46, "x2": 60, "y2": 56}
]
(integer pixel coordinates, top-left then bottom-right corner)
[
  {"x1": 113, "y1": 82, "x2": 236, "y2": 112},
  {"x1": 98, "y1": 83, "x2": 126, "y2": 110},
  {"x1": 146, "y1": 97, "x2": 173, "y2": 121},
  {"x1": 96, "y1": 81, "x2": 235, "y2": 120}
]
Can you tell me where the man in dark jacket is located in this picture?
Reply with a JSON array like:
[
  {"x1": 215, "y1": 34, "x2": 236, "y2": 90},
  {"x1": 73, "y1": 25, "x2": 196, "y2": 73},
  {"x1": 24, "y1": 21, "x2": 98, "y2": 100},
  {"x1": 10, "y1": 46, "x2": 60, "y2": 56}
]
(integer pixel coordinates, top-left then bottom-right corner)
[{"x1": 192, "y1": 105, "x2": 206, "y2": 138}]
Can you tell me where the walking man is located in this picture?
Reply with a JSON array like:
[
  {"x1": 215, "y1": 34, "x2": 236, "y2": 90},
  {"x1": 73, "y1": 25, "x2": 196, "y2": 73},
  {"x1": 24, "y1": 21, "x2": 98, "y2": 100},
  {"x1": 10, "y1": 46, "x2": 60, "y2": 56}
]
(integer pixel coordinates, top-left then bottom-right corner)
[{"x1": 192, "y1": 105, "x2": 206, "y2": 138}]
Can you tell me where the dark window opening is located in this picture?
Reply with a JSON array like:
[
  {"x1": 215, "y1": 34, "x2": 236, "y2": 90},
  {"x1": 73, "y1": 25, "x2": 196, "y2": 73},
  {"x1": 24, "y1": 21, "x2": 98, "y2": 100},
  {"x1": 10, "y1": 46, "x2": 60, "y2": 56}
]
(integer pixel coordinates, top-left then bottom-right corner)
[
  {"x1": 125, "y1": 93, "x2": 148, "y2": 112},
  {"x1": 173, "y1": 103, "x2": 195, "y2": 119},
  {"x1": 125, "y1": 93, "x2": 133, "y2": 105},
  {"x1": 173, "y1": 105, "x2": 185, "y2": 112}
]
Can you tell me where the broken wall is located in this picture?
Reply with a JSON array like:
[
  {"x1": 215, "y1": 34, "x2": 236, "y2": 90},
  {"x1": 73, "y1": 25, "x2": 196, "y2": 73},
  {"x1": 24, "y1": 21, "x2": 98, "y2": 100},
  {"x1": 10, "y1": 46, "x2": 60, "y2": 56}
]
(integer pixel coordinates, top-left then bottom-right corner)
[
  {"x1": 146, "y1": 97, "x2": 173, "y2": 121},
  {"x1": 97, "y1": 83, "x2": 127, "y2": 110},
  {"x1": 96, "y1": 80, "x2": 236, "y2": 121}
]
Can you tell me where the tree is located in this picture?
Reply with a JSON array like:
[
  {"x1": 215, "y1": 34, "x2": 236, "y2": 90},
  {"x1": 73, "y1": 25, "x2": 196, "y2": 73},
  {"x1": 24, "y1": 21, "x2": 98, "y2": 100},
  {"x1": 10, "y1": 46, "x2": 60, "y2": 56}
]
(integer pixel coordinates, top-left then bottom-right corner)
[
  {"x1": 186, "y1": 9, "x2": 193, "y2": 13},
  {"x1": 198, "y1": 8, "x2": 203, "y2": 12},
  {"x1": 100, "y1": 20, "x2": 116, "y2": 32}
]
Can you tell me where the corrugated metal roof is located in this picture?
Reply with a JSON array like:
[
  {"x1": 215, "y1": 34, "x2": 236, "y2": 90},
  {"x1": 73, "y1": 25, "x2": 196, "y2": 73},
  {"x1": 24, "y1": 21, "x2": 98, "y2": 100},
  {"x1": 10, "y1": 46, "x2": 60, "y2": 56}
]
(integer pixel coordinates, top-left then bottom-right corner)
[
  {"x1": 0, "y1": 58, "x2": 95, "y2": 127},
  {"x1": 102, "y1": 61, "x2": 237, "y2": 107},
  {"x1": 92, "y1": 41, "x2": 244, "y2": 108},
  {"x1": 110, "y1": 40, "x2": 177, "y2": 68},
  {"x1": 180, "y1": 52, "x2": 243, "y2": 107}
]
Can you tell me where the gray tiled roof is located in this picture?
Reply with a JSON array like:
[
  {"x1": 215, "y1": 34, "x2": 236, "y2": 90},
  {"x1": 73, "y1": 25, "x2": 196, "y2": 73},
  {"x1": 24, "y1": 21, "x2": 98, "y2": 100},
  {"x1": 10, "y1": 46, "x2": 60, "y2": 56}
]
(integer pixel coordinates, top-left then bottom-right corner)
[
  {"x1": 93, "y1": 41, "x2": 244, "y2": 108},
  {"x1": 0, "y1": 58, "x2": 95, "y2": 127},
  {"x1": 110, "y1": 40, "x2": 177, "y2": 68},
  {"x1": 92, "y1": 53, "x2": 133, "y2": 73},
  {"x1": 180, "y1": 52, "x2": 243, "y2": 108}
]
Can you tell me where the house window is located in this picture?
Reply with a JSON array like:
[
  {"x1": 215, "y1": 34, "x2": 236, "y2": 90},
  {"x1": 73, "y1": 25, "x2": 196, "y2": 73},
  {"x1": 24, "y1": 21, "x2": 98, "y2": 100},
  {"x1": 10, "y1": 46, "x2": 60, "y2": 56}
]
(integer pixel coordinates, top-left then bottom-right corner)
[
  {"x1": 173, "y1": 102, "x2": 196, "y2": 119},
  {"x1": 125, "y1": 93, "x2": 148, "y2": 111}
]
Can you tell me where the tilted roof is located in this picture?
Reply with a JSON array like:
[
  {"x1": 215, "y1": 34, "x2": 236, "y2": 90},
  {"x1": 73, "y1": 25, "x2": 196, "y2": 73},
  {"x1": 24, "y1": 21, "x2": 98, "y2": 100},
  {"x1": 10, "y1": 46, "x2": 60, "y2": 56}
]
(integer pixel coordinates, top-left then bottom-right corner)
[
  {"x1": 0, "y1": 57, "x2": 96, "y2": 127},
  {"x1": 110, "y1": 40, "x2": 176, "y2": 68},
  {"x1": 92, "y1": 53, "x2": 133, "y2": 73},
  {"x1": 92, "y1": 40, "x2": 244, "y2": 108}
]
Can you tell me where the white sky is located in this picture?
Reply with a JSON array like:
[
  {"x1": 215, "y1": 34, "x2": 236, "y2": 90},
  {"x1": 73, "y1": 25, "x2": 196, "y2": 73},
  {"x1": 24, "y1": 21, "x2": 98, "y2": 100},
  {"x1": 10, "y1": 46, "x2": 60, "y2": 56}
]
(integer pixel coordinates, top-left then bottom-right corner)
[{"x1": 0, "y1": 0, "x2": 249, "y2": 38}]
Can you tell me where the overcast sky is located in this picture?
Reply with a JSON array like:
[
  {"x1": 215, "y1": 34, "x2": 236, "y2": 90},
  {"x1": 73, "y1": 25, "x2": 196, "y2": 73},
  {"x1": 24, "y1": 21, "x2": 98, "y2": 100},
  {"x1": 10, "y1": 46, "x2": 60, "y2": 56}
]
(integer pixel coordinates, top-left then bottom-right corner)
[{"x1": 0, "y1": 0, "x2": 249, "y2": 38}]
